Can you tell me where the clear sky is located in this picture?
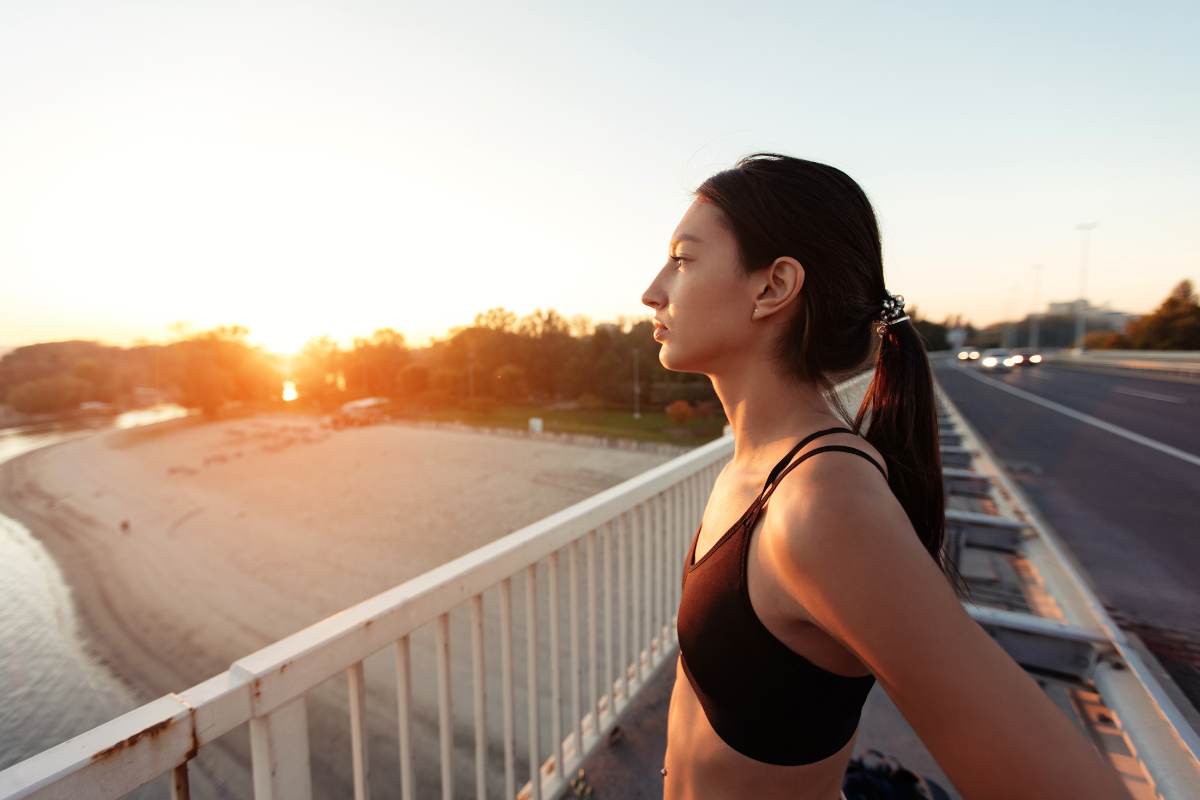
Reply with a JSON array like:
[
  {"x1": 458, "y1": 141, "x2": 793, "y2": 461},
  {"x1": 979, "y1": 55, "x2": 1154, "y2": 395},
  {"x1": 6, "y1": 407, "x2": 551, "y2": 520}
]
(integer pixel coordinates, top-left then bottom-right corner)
[{"x1": 2, "y1": 1, "x2": 1196, "y2": 354}]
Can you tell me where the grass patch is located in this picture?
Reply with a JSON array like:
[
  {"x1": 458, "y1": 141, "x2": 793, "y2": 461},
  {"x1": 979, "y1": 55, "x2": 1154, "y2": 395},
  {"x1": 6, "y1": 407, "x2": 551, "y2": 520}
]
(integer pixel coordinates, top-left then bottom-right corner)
[{"x1": 398, "y1": 403, "x2": 726, "y2": 446}]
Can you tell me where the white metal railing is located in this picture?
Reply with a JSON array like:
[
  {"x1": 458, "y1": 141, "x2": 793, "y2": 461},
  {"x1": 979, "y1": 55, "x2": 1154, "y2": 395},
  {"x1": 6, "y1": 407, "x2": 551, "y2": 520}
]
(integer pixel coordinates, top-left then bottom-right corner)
[
  {"x1": 1059, "y1": 349, "x2": 1200, "y2": 362},
  {"x1": 1045, "y1": 348, "x2": 1200, "y2": 379},
  {"x1": 937, "y1": 384, "x2": 1200, "y2": 797},
  {"x1": 0, "y1": 411, "x2": 741, "y2": 800},
  {"x1": 5, "y1": 365, "x2": 1198, "y2": 798}
]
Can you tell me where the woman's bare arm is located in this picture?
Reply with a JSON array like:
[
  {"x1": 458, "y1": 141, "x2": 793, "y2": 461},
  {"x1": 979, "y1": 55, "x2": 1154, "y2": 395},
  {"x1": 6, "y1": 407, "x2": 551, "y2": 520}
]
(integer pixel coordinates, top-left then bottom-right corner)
[{"x1": 764, "y1": 454, "x2": 1130, "y2": 800}]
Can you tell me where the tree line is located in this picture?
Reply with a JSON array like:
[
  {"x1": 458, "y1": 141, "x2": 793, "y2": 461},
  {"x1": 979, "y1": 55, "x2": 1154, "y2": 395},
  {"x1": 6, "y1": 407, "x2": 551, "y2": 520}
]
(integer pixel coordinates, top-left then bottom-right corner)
[
  {"x1": 0, "y1": 304, "x2": 972, "y2": 423},
  {"x1": 1082, "y1": 280, "x2": 1200, "y2": 350}
]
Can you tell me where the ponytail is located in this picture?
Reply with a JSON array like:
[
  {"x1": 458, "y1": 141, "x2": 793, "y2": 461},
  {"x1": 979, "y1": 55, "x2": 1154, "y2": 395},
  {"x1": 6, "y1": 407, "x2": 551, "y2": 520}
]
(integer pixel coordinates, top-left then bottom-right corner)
[{"x1": 854, "y1": 319, "x2": 972, "y2": 601}]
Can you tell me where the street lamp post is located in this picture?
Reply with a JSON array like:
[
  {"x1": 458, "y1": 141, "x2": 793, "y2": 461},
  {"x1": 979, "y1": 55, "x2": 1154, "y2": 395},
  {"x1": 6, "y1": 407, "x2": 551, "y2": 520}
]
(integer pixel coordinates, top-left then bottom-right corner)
[
  {"x1": 1003, "y1": 283, "x2": 1017, "y2": 349},
  {"x1": 1074, "y1": 222, "x2": 1098, "y2": 349},
  {"x1": 1030, "y1": 264, "x2": 1044, "y2": 349},
  {"x1": 632, "y1": 348, "x2": 641, "y2": 419}
]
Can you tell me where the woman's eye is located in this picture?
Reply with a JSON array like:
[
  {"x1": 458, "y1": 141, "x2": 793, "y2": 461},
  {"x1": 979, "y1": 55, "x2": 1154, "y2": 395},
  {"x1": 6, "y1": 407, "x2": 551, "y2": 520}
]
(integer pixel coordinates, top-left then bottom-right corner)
[{"x1": 673, "y1": 256, "x2": 686, "y2": 269}]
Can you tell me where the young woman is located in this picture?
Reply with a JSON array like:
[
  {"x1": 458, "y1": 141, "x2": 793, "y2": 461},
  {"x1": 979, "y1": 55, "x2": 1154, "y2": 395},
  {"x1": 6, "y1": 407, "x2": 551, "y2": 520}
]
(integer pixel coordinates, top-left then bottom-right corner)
[{"x1": 640, "y1": 154, "x2": 1129, "y2": 800}]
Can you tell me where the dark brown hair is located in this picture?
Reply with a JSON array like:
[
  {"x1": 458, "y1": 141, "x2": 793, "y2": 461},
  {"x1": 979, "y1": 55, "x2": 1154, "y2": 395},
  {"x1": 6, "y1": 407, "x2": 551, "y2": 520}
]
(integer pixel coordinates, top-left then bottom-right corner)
[{"x1": 696, "y1": 152, "x2": 970, "y2": 599}]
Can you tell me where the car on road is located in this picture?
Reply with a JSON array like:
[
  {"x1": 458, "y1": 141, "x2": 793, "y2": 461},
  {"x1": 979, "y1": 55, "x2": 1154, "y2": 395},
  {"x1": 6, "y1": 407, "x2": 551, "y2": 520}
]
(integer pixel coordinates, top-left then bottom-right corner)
[
  {"x1": 322, "y1": 396, "x2": 392, "y2": 429},
  {"x1": 956, "y1": 348, "x2": 981, "y2": 362},
  {"x1": 979, "y1": 348, "x2": 1016, "y2": 372},
  {"x1": 1010, "y1": 348, "x2": 1043, "y2": 367}
]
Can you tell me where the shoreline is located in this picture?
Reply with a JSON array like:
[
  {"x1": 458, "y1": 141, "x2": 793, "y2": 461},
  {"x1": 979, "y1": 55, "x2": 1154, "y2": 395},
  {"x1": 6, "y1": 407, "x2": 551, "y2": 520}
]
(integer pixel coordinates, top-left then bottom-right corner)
[{"x1": 0, "y1": 412, "x2": 681, "y2": 795}]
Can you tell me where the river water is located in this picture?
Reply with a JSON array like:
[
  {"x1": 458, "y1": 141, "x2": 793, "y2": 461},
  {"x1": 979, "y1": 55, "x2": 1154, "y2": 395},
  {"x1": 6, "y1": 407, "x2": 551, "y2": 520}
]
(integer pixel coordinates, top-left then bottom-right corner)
[{"x1": 0, "y1": 406, "x2": 190, "y2": 772}]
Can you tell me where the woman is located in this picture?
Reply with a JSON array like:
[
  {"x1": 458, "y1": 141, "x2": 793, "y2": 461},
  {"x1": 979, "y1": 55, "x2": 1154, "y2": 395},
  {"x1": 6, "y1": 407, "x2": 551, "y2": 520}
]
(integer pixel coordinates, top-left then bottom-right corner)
[{"x1": 640, "y1": 154, "x2": 1129, "y2": 800}]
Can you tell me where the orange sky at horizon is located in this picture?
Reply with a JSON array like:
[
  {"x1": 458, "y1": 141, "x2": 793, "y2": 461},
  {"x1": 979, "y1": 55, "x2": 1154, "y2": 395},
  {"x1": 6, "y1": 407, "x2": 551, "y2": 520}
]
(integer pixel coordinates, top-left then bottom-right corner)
[{"x1": 3, "y1": 5, "x2": 1195, "y2": 357}]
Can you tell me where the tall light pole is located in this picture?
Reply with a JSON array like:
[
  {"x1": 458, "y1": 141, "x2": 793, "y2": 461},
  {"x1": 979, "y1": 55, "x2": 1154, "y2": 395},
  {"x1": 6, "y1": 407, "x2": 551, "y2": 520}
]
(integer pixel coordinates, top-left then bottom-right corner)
[
  {"x1": 1003, "y1": 283, "x2": 1017, "y2": 349},
  {"x1": 1074, "y1": 221, "x2": 1098, "y2": 349},
  {"x1": 467, "y1": 339, "x2": 476, "y2": 398},
  {"x1": 1030, "y1": 263, "x2": 1045, "y2": 349},
  {"x1": 632, "y1": 348, "x2": 641, "y2": 419}
]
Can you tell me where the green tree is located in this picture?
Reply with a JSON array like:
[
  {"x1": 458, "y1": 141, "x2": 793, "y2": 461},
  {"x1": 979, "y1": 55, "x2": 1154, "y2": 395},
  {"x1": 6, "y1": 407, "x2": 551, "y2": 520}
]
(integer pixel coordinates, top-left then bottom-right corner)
[
  {"x1": 909, "y1": 306, "x2": 949, "y2": 351},
  {"x1": 165, "y1": 326, "x2": 279, "y2": 417},
  {"x1": 1124, "y1": 280, "x2": 1200, "y2": 350},
  {"x1": 398, "y1": 363, "x2": 430, "y2": 395},
  {"x1": 344, "y1": 328, "x2": 410, "y2": 397},
  {"x1": 473, "y1": 306, "x2": 519, "y2": 333},
  {"x1": 7, "y1": 375, "x2": 91, "y2": 414},
  {"x1": 493, "y1": 363, "x2": 528, "y2": 402},
  {"x1": 1083, "y1": 330, "x2": 1131, "y2": 349},
  {"x1": 293, "y1": 336, "x2": 345, "y2": 410}
]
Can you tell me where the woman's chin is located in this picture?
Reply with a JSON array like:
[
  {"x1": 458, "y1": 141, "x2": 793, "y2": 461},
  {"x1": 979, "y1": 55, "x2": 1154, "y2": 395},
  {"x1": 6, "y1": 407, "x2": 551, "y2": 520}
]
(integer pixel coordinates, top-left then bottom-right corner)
[{"x1": 657, "y1": 342, "x2": 684, "y2": 371}]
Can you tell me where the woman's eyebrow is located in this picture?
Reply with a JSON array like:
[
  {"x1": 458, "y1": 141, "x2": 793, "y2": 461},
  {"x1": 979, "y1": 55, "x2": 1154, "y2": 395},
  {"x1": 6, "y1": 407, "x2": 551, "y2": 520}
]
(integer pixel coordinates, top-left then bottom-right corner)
[{"x1": 669, "y1": 233, "x2": 703, "y2": 252}]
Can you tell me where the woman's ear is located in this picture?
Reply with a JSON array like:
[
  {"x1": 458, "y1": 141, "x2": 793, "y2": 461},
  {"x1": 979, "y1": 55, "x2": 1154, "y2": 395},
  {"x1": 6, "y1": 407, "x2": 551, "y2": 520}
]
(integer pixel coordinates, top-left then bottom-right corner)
[{"x1": 754, "y1": 256, "x2": 805, "y2": 317}]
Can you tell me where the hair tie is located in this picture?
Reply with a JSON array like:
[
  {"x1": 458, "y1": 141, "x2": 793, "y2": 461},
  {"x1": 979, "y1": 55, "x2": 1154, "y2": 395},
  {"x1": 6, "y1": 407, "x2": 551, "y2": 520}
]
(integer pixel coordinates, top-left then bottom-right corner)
[{"x1": 874, "y1": 291, "x2": 909, "y2": 336}]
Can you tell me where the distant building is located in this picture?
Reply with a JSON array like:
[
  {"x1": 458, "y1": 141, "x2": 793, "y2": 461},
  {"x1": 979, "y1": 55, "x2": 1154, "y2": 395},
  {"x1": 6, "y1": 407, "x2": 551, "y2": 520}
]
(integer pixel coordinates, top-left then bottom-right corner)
[{"x1": 1043, "y1": 299, "x2": 1137, "y2": 332}]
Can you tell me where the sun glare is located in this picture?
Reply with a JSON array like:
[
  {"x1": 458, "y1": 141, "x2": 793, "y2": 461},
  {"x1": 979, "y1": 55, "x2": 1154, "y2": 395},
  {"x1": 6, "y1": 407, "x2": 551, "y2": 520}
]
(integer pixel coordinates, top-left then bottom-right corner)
[{"x1": 249, "y1": 326, "x2": 321, "y2": 357}]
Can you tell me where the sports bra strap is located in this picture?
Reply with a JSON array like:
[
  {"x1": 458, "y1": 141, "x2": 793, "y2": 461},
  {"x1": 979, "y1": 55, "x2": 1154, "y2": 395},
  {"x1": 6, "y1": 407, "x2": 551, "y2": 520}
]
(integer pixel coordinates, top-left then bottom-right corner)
[
  {"x1": 758, "y1": 444, "x2": 889, "y2": 506},
  {"x1": 760, "y1": 427, "x2": 853, "y2": 492}
]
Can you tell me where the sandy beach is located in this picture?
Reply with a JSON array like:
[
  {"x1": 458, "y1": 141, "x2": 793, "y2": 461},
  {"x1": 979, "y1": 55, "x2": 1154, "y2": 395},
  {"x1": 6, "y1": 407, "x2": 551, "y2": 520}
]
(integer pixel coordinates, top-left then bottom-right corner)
[{"x1": 0, "y1": 413, "x2": 684, "y2": 797}]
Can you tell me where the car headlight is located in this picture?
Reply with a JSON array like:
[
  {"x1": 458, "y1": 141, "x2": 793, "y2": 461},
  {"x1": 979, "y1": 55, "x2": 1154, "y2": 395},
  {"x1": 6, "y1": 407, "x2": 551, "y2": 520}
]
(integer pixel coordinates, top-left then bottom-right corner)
[
  {"x1": 1003, "y1": 358, "x2": 1016, "y2": 366},
  {"x1": 969, "y1": 351, "x2": 980, "y2": 359},
  {"x1": 1012, "y1": 354, "x2": 1024, "y2": 364},
  {"x1": 1030, "y1": 354, "x2": 1042, "y2": 363},
  {"x1": 958, "y1": 352, "x2": 968, "y2": 360},
  {"x1": 982, "y1": 357, "x2": 998, "y2": 367}
]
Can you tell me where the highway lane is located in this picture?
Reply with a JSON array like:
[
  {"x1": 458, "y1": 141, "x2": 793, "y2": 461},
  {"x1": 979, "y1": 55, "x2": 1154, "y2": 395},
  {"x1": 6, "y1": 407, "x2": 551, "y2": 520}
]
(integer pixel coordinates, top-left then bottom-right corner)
[
  {"x1": 954, "y1": 361, "x2": 1200, "y2": 456},
  {"x1": 934, "y1": 361, "x2": 1200, "y2": 645}
]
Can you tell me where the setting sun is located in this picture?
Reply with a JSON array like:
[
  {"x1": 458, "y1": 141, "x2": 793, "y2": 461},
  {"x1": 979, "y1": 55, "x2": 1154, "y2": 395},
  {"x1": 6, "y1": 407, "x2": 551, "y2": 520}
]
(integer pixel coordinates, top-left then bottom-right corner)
[{"x1": 246, "y1": 322, "x2": 333, "y2": 357}]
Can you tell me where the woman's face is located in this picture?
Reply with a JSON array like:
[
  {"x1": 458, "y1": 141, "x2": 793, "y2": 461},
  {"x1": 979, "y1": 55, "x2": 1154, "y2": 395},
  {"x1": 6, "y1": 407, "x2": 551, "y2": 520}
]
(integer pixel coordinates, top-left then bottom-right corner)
[{"x1": 641, "y1": 197, "x2": 765, "y2": 373}]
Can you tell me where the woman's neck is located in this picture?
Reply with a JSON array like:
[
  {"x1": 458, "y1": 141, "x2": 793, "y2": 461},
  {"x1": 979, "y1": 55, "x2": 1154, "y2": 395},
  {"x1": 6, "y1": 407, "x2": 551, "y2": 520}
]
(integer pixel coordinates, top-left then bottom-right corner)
[{"x1": 710, "y1": 363, "x2": 844, "y2": 470}]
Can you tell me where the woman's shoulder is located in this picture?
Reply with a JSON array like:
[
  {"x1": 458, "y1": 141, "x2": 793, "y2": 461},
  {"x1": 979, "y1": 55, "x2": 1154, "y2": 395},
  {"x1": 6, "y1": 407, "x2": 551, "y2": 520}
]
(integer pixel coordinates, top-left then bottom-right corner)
[
  {"x1": 760, "y1": 427, "x2": 895, "y2": 542},
  {"x1": 756, "y1": 428, "x2": 907, "y2": 624},
  {"x1": 792, "y1": 427, "x2": 889, "y2": 484}
]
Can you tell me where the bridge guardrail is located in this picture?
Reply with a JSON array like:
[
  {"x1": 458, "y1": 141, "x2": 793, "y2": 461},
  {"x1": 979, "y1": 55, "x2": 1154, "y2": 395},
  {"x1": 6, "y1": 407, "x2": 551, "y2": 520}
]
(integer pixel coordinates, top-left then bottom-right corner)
[{"x1": 3, "y1": 367, "x2": 1198, "y2": 799}]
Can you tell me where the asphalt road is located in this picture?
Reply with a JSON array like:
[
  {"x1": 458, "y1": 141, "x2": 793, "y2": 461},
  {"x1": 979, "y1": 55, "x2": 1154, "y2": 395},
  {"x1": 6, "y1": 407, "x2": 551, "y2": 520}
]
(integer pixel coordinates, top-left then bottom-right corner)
[{"x1": 934, "y1": 360, "x2": 1200, "y2": 703}]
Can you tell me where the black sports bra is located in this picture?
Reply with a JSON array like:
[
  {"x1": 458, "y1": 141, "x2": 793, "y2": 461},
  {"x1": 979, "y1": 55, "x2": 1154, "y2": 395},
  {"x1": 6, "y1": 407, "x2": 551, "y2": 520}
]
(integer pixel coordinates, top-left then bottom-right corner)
[{"x1": 676, "y1": 426, "x2": 886, "y2": 766}]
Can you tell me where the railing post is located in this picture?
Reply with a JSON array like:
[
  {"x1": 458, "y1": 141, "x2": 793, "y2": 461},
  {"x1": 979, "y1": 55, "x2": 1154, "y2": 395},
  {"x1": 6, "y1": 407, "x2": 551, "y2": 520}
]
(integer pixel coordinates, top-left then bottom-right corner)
[
  {"x1": 568, "y1": 538, "x2": 583, "y2": 769},
  {"x1": 617, "y1": 512, "x2": 628, "y2": 704},
  {"x1": 249, "y1": 695, "x2": 312, "y2": 800},
  {"x1": 586, "y1": 528, "x2": 599, "y2": 737},
  {"x1": 470, "y1": 593, "x2": 488, "y2": 800},
  {"x1": 525, "y1": 563, "x2": 543, "y2": 800},
  {"x1": 394, "y1": 636, "x2": 415, "y2": 800},
  {"x1": 170, "y1": 763, "x2": 191, "y2": 800},
  {"x1": 499, "y1": 577, "x2": 517, "y2": 800},
  {"x1": 548, "y1": 550, "x2": 563, "y2": 781},
  {"x1": 347, "y1": 661, "x2": 371, "y2": 800},
  {"x1": 641, "y1": 499, "x2": 652, "y2": 677},
  {"x1": 436, "y1": 612, "x2": 454, "y2": 800}
]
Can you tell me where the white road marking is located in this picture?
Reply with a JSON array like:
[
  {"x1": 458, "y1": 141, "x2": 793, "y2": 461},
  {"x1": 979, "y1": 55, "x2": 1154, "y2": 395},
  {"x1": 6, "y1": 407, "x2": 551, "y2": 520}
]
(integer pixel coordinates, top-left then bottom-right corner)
[
  {"x1": 958, "y1": 367, "x2": 1200, "y2": 468},
  {"x1": 1113, "y1": 387, "x2": 1185, "y2": 404}
]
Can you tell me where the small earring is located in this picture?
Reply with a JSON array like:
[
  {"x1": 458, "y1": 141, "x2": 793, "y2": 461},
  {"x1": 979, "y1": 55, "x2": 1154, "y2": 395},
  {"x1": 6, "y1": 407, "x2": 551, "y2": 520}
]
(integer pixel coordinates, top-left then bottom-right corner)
[{"x1": 752, "y1": 307, "x2": 759, "y2": 319}]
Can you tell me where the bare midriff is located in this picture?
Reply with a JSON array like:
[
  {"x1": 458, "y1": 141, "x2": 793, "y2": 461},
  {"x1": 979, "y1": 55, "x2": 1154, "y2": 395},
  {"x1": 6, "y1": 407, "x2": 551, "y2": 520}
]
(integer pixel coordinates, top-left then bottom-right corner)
[{"x1": 662, "y1": 654, "x2": 856, "y2": 800}]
